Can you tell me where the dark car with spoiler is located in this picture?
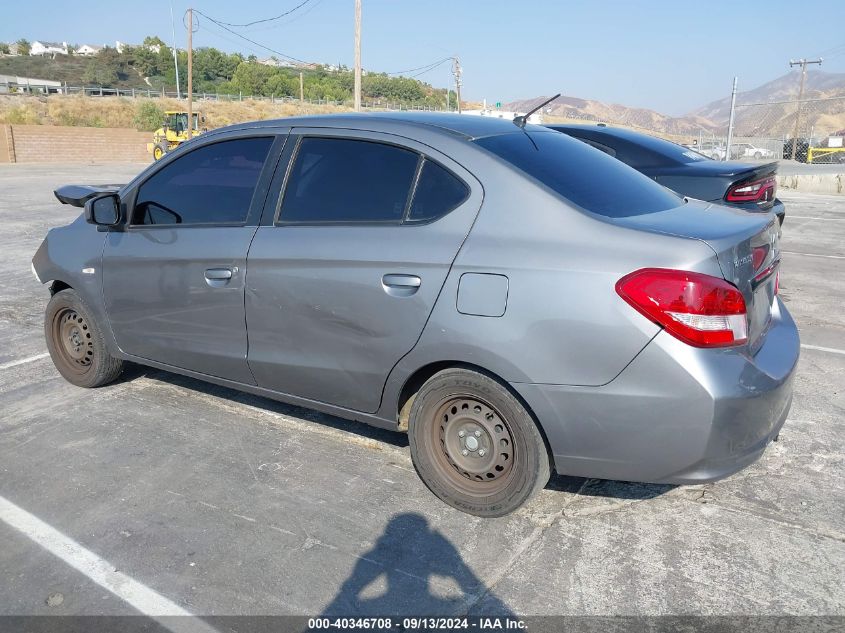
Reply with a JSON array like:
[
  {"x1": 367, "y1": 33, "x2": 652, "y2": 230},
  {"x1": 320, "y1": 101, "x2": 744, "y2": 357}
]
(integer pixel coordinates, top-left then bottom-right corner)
[{"x1": 546, "y1": 124, "x2": 785, "y2": 225}]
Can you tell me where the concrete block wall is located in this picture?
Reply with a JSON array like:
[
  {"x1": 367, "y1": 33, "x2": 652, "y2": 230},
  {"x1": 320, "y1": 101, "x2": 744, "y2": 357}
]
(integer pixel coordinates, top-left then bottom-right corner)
[{"x1": 0, "y1": 125, "x2": 151, "y2": 164}]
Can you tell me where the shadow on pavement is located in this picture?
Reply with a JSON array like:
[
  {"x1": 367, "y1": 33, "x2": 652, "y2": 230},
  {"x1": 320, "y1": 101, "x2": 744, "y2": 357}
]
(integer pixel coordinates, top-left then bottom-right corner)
[
  {"x1": 127, "y1": 366, "x2": 675, "y2": 502},
  {"x1": 320, "y1": 513, "x2": 514, "y2": 617}
]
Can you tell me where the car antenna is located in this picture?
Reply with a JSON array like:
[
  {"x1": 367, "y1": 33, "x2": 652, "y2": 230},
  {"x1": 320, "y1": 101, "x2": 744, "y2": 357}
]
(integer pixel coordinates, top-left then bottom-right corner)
[{"x1": 513, "y1": 93, "x2": 560, "y2": 128}]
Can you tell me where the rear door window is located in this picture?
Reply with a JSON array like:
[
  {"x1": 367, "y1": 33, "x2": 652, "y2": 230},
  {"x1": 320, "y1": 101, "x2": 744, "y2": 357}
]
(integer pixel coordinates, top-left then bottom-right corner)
[
  {"x1": 133, "y1": 137, "x2": 273, "y2": 226},
  {"x1": 475, "y1": 131, "x2": 682, "y2": 218},
  {"x1": 407, "y1": 159, "x2": 470, "y2": 223},
  {"x1": 279, "y1": 137, "x2": 419, "y2": 223}
]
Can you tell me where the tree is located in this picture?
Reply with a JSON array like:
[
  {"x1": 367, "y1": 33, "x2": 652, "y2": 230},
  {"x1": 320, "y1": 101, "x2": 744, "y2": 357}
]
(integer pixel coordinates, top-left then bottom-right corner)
[
  {"x1": 142, "y1": 35, "x2": 167, "y2": 51},
  {"x1": 0, "y1": 43, "x2": 10, "y2": 55},
  {"x1": 16, "y1": 39, "x2": 31, "y2": 55},
  {"x1": 82, "y1": 58, "x2": 118, "y2": 86}
]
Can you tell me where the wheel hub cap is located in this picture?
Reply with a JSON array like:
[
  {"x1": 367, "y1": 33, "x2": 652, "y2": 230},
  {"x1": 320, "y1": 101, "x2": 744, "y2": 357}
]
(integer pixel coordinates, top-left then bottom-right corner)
[
  {"x1": 55, "y1": 309, "x2": 93, "y2": 367},
  {"x1": 437, "y1": 397, "x2": 513, "y2": 483}
]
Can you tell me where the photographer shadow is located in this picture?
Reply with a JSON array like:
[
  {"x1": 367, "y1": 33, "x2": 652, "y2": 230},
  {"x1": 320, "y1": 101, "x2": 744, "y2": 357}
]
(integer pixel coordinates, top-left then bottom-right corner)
[{"x1": 321, "y1": 512, "x2": 514, "y2": 617}]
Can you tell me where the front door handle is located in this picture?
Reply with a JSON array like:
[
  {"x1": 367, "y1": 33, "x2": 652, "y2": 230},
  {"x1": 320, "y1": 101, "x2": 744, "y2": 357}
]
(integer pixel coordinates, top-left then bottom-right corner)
[
  {"x1": 205, "y1": 267, "x2": 234, "y2": 287},
  {"x1": 382, "y1": 274, "x2": 421, "y2": 297}
]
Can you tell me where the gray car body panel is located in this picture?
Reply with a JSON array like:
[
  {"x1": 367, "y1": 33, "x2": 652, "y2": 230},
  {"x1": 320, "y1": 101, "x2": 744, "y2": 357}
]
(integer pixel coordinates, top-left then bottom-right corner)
[{"x1": 33, "y1": 112, "x2": 799, "y2": 485}]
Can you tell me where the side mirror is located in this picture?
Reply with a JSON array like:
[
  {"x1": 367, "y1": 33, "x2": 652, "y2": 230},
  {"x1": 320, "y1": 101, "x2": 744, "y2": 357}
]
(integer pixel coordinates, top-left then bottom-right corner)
[{"x1": 85, "y1": 193, "x2": 121, "y2": 227}]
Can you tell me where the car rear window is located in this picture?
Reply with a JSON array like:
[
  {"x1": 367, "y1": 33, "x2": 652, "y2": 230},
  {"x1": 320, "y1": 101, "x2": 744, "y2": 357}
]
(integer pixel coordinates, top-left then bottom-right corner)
[
  {"x1": 474, "y1": 131, "x2": 682, "y2": 217},
  {"x1": 551, "y1": 127, "x2": 710, "y2": 168}
]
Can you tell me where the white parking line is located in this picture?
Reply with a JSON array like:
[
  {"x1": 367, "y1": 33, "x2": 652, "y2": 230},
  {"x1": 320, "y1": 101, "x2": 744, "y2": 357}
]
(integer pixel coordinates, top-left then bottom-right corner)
[
  {"x1": 801, "y1": 344, "x2": 845, "y2": 356},
  {"x1": 0, "y1": 352, "x2": 49, "y2": 371},
  {"x1": 781, "y1": 250, "x2": 845, "y2": 260},
  {"x1": 788, "y1": 216, "x2": 845, "y2": 221},
  {"x1": 0, "y1": 495, "x2": 218, "y2": 633}
]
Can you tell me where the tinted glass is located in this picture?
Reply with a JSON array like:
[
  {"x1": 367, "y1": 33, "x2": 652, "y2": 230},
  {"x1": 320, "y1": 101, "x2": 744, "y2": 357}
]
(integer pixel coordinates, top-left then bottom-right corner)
[
  {"x1": 134, "y1": 137, "x2": 272, "y2": 225},
  {"x1": 555, "y1": 127, "x2": 708, "y2": 167},
  {"x1": 407, "y1": 160, "x2": 469, "y2": 223},
  {"x1": 280, "y1": 137, "x2": 419, "y2": 223},
  {"x1": 475, "y1": 131, "x2": 682, "y2": 218}
]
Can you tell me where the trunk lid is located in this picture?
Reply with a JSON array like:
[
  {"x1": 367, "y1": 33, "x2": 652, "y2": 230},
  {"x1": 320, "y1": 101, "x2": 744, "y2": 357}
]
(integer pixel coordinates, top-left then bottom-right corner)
[{"x1": 614, "y1": 200, "x2": 781, "y2": 350}]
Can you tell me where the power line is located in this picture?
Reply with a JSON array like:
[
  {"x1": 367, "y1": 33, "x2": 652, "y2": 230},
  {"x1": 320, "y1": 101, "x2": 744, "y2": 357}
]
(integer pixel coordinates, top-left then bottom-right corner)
[
  {"x1": 193, "y1": 9, "x2": 311, "y2": 66},
  {"x1": 387, "y1": 57, "x2": 453, "y2": 76},
  {"x1": 410, "y1": 58, "x2": 453, "y2": 79},
  {"x1": 205, "y1": 0, "x2": 317, "y2": 28}
]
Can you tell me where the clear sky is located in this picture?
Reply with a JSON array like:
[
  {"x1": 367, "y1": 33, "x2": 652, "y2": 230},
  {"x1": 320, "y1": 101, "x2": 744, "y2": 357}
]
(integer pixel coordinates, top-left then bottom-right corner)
[{"x1": 3, "y1": 0, "x2": 845, "y2": 115}]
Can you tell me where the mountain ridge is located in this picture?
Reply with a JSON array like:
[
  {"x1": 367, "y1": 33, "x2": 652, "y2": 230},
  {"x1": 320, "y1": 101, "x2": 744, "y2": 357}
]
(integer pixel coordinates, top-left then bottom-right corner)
[{"x1": 506, "y1": 70, "x2": 845, "y2": 137}]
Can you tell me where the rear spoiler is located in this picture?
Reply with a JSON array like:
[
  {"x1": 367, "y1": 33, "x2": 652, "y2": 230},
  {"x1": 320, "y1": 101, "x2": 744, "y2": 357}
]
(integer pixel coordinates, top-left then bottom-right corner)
[{"x1": 54, "y1": 184, "x2": 123, "y2": 208}]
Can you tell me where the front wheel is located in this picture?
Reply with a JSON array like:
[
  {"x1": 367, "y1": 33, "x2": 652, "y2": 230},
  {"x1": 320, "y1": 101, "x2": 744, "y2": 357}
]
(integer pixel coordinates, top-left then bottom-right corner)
[
  {"x1": 45, "y1": 289, "x2": 124, "y2": 388},
  {"x1": 408, "y1": 368, "x2": 551, "y2": 517},
  {"x1": 152, "y1": 143, "x2": 167, "y2": 161}
]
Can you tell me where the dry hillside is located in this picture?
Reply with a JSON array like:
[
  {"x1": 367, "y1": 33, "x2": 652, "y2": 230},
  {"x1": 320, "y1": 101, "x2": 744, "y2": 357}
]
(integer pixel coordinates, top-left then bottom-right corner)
[{"x1": 0, "y1": 95, "x2": 351, "y2": 129}]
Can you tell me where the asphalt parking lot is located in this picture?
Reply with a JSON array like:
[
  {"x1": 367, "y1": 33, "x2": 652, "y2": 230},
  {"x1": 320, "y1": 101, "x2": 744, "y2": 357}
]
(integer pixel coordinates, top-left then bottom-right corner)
[{"x1": 0, "y1": 163, "x2": 843, "y2": 620}]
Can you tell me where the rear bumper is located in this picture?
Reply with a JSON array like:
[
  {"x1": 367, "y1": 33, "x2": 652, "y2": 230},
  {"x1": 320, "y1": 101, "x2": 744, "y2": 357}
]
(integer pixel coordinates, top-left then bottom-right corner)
[
  {"x1": 718, "y1": 198, "x2": 785, "y2": 225},
  {"x1": 513, "y1": 298, "x2": 799, "y2": 484}
]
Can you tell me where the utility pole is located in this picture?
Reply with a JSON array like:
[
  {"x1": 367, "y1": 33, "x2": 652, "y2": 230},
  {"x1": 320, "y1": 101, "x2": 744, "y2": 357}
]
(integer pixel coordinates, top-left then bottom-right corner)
[
  {"x1": 300, "y1": 71, "x2": 304, "y2": 104},
  {"x1": 186, "y1": 7, "x2": 193, "y2": 139},
  {"x1": 170, "y1": 0, "x2": 181, "y2": 100},
  {"x1": 353, "y1": 0, "x2": 362, "y2": 111},
  {"x1": 789, "y1": 57, "x2": 822, "y2": 160},
  {"x1": 452, "y1": 56, "x2": 462, "y2": 114},
  {"x1": 725, "y1": 76, "x2": 738, "y2": 162}
]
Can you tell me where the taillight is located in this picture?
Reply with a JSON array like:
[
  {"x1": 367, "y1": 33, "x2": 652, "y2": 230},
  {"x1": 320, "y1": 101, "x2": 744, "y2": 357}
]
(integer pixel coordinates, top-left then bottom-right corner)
[
  {"x1": 726, "y1": 175, "x2": 776, "y2": 204},
  {"x1": 616, "y1": 268, "x2": 748, "y2": 348}
]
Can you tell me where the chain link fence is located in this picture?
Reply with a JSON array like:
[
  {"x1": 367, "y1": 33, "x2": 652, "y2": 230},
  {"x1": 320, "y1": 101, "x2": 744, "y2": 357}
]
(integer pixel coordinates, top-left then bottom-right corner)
[{"x1": 731, "y1": 96, "x2": 845, "y2": 163}]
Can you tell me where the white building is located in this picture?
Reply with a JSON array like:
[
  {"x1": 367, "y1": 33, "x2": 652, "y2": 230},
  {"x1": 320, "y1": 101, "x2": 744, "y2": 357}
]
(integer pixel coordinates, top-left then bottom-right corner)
[
  {"x1": 30, "y1": 41, "x2": 69, "y2": 56},
  {"x1": 0, "y1": 74, "x2": 63, "y2": 93},
  {"x1": 76, "y1": 44, "x2": 103, "y2": 56}
]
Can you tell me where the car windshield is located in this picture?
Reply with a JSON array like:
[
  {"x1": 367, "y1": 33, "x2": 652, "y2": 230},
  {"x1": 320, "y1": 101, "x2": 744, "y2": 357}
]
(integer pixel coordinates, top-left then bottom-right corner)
[{"x1": 474, "y1": 130, "x2": 683, "y2": 217}]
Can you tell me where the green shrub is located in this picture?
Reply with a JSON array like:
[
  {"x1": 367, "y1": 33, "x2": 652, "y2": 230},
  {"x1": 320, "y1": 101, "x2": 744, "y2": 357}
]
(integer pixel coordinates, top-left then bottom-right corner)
[{"x1": 132, "y1": 100, "x2": 165, "y2": 131}]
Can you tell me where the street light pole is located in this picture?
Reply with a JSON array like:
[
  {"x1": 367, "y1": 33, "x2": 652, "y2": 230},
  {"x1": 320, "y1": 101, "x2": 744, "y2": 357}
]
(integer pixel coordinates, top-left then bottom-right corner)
[
  {"x1": 354, "y1": 0, "x2": 362, "y2": 112},
  {"x1": 186, "y1": 7, "x2": 193, "y2": 139},
  {"x1": 170, "y1": 0, "x2": 181, "y2": 100}
]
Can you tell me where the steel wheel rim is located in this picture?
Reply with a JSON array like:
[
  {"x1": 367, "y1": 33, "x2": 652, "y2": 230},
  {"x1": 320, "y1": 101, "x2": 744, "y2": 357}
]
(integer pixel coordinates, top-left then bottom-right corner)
[
  {"x1": 429, "y1": 395, "x2": 516, "y2": 496},
  {"x1": 52, "y1": 307, "x2": 93, "y2": 374}
]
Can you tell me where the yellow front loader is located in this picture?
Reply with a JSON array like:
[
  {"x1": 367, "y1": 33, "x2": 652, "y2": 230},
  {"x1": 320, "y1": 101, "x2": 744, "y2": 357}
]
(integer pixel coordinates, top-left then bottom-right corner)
[{"x1": 147, "y1": 111, "x2": 206, "y2": 161}]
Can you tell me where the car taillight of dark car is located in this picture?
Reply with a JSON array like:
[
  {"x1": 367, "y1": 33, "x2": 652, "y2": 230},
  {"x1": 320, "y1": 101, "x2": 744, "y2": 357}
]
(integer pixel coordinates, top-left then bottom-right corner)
[{"x1": 726, "y1": 175, "x2": 777, "y2": 204}]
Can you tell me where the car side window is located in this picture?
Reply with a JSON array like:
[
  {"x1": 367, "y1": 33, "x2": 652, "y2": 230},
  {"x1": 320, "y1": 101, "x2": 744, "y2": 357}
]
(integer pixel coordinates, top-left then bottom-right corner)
[
  {"x1": 407, "y1": 159, "x2": 470, "y2": 223},
  {"x1": 279, "y1": 137, "x2": 419, "y2": 223},
  {"x1": 133, "y1": 137, "x2": 273, "y2": 226}
]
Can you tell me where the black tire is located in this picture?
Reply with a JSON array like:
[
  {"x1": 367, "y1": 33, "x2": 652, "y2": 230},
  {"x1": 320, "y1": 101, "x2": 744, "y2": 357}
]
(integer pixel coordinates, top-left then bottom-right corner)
[
  {"x1": 408, "y1": 368, "x2": 550, "y2": 517},
  {"x1": 45, "y1": 288, "x2": 124, "y2": 388},
  {"x1": 153, "y1": 143, "x2": 167, "y2": 161},
  {"x1": 754, "y1": 151, "x2": 762, "y2": 159}
]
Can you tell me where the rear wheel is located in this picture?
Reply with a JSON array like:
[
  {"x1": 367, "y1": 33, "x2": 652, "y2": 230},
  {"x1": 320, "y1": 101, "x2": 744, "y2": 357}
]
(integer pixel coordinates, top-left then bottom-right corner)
[
  {"x1": 408, "y1": 368, "x2": 550, "y2": 517},
  {"x1": 45, "y1": 289, "x2": 124, "y2": 388}
]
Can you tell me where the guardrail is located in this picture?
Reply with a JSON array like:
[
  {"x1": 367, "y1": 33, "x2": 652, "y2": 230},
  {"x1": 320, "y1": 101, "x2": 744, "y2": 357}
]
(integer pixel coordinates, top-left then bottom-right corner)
[{"x1": 0, "y1": 82, "x2": 452, "y2": 112}]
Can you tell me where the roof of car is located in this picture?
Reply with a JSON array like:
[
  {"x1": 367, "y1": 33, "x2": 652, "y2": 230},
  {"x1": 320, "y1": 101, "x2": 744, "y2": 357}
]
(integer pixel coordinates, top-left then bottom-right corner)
[
  {"x1": 545, "y1": 123, "x2": 661, "y2": 142},
  {"x1": 210, "y1": 112, "x2": 549, "y2": 140}
]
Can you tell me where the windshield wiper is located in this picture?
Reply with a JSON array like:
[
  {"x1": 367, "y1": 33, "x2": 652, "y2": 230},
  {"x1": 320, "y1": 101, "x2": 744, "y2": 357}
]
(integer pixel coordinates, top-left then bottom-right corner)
[{"x1": 513, "y1": 93, "x2": 560, "y2": 128}]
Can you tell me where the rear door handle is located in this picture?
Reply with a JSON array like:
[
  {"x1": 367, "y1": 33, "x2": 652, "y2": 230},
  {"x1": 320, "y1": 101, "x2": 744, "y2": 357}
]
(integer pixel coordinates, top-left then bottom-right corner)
[
  {"x1": 382, "y1": 274, "x2": 421, "y2": 297},
  {"x1": 205, "y1": 267, "x2": 234, "y2": 287}
]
